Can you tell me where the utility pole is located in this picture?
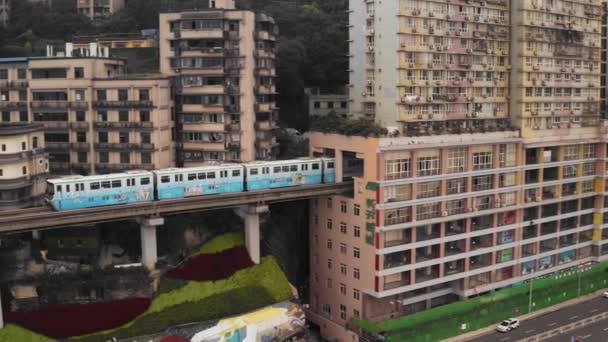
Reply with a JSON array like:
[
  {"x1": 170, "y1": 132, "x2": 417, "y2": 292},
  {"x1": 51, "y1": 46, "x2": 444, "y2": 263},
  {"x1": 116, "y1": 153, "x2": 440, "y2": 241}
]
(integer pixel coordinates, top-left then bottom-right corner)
[{"x1": 577, "y1": 269, "x2": 582, "y2": 297}]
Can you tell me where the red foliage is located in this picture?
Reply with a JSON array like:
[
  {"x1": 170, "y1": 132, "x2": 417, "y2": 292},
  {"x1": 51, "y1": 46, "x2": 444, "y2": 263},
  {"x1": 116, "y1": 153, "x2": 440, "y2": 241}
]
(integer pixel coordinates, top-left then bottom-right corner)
[
  {"x1": 166, "y1": 246, "x2": 254, "y2": 281},
  {"x1": 161, "y1": 336, "x2": 190, "y2": 342},
  {"x1": 5, "y1": 298, "x2": 151, "y2": 339}
]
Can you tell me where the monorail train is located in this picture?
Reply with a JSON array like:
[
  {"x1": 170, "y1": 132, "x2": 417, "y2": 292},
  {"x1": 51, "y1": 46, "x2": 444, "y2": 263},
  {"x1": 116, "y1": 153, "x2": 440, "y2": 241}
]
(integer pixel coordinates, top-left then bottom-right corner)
[{"x1": 46, "y1": 158, "x2": 335, "y2": 211}]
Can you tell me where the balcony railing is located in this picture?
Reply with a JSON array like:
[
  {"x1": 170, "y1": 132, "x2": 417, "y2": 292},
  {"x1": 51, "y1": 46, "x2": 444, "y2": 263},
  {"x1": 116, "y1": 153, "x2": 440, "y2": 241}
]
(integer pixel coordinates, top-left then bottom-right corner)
[
  {"x1": 31, "y1": 101, "x2": 69, "y2": 110},
  {"x1": 0, "y1": 101, "x2": 27, "y2": 110},
  {"x1": 94, "y1": 143, "x2": 155, "y2": 151},
  {"x1": 93, "y1": 122, "x2": 154, "y2": 129},
  {"x1": 92, "y1": 100, "x2": 154, "y2": 109},
  {"x1": 46, "y1": 142, "x2": 70, "y2": 150},
  {"x1": 70, "y1": 143, "x2": 90, "y2": 151}
]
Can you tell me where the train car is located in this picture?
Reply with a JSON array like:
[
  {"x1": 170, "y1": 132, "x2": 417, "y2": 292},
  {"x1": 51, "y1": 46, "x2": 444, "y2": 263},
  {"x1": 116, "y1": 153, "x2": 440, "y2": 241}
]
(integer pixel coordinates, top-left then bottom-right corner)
[
  {"x1": 153, "y1": 164, "x2": 245, "y2": 200},
  {"x1": 47, "y1": 171, "x2": 155, "y2": 211},
  {"x1": 322, "y1": 158, "x2": 336, "y2": 183},
  {"x1": 245, "y1": 158, "x2": 325, "y2": 191}
]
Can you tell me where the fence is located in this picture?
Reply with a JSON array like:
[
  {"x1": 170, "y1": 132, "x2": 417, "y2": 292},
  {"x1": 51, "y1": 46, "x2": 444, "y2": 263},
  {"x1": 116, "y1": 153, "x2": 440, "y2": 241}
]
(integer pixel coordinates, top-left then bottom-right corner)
[{"x1": 355, "y1": 261, "x2": 608, "y2": 342}]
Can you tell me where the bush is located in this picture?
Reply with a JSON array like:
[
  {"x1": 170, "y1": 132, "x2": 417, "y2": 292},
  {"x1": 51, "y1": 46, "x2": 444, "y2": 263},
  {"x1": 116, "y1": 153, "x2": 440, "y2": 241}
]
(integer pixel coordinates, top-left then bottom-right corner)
[
  {"x1": 310, "y1": 112, "x2": 388, "y2": 137},
  {"x1": 0, "y1": 324, "x2": 55, "y2": 342},
  {"x1": 195, "y1": 232, "x2": 244, "y2": 255}
]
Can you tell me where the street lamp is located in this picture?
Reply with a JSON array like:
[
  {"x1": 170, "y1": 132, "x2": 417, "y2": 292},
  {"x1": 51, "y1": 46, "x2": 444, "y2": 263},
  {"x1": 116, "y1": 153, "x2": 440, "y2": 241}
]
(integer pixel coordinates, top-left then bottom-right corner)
[{"x1": 528, "y1": 277, "x2": 534, "y2": 313}]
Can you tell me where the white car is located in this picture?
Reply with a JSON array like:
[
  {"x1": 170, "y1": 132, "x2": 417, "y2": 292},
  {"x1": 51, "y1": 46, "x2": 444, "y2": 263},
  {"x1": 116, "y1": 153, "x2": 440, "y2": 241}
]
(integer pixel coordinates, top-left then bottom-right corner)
[
  {"x1": 496, "y1": 319, "x2": 520, "y2": 332},
  {"x1": 602, "y1": 291, "x2": 608, "y2": 298}
]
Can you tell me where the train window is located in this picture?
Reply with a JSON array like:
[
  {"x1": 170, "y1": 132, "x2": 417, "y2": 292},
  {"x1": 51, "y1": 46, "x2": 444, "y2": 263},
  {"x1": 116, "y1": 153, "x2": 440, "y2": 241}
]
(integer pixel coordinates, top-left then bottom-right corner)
[
  {"x1": 302, "y1": 164, "x2": 309, "y2": 171},
  {"x1": 91, "y1": 183, "x2": 100, "y2": 190},
  {"x1": 273, "y1": 166, "x2": 281, "y2": 173},
  {"x1": 232, "y1": 170, "x2": 240, "y2": 177},
  {"x1": 290, "y1": 165, "x2": 298, "y2": 172},
  {"x1": 66, "y1": 185, "x2": 70, "y2": 192},
  {"x1": 188, "y1": 174, "x2": 196, "y2": 181},
  {"x1": 56, "y1": 185, "x2": 62, "y2": 192},
  {"x1": 198, "y1": 173, "x2": 206, "y2": 180},
  {"x1": 327, "y1": 162, "x2": 335, "y2": 168},
  {"x1": 282, "y1": 166, "x2": 290, "y2": 172},
  {"x1": 161, "y1": 176, "x2": 170, "y2": 183},
  {"x1": 141, "y1": 178, "x2": 150, "y2": 185},
  {"x1": 250, "y1": 168, "x2": 258, "y2": 176},
  {"x1": 101, "y1": 181, "x2": 111, "y2": 189},
  {"x1": 262, "y1": 167, "x2": 269, "y2": 174},
  {"x1": 80, "y1": 183, "x2": 85, "y2": 191},
  {"x1": 220, "y1": 170, "x2": 228, "y2": 178},
  {"x1": 207, "y1": 172, "x2": 216, "y2": 179},
  {"x1": 112, "y1": 180, "x2": 121, "y2": 188},
  {"x1": 312, "y1": 163, "x2": 320, "y2": 170},
  {"x1": 75, "y1": 184, "x2": 79, "y2": 191}
]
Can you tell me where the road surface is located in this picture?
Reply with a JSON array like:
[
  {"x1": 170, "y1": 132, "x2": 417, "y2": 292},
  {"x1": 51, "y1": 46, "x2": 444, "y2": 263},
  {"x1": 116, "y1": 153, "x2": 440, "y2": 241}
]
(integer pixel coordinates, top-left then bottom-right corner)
[
  {"x1": 467, "y1": 296, "x2": 607, "y2": 342},
  {"x1": 543, "y1": 318, "x2": 608, "y2": 342}
]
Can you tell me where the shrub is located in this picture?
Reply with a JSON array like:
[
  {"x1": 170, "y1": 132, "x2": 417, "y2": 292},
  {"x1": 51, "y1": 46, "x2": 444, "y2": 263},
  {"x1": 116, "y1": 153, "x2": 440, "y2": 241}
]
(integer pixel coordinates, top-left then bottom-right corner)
[
  {"x1": 0, "y1": 324, "x2": 55, "y2": 342},
  {"x1": 166, "y1": 246, "x2": 253, "y2": 281},
  {"x1": 195, "y1": 232, "x2": 244, "y2": 255}
]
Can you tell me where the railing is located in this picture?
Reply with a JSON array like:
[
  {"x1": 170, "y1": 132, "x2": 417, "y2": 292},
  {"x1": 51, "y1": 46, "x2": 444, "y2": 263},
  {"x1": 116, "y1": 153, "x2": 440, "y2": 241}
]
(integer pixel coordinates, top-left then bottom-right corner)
[
  {"x1": 518, "y1": 311, "x2": 608, "y2": 342},
  {"x1": 0, "y1": 101, "x2": 27, "y2": 109},
  {"x1": 92, "y1": 100, "x2": 154, "y2": 108},
  {"x1": 94, "y1": 142, "x2": 155, "y2": 151},
  {"x1": 93, "y1": 122, "x2": 154, "y2": 129},
  {"x1": 31, "y1": 101, "x2": 69, "y2": 109}
]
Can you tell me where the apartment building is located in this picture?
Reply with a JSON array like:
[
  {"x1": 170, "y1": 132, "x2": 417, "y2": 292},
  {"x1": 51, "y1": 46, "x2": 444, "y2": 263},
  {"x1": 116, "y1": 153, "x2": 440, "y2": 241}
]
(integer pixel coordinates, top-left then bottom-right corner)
[
  {"x1": 159, "y1": 0, "x2": 279, "y2": 166},
  {"x1": 0, "y1": 123, "x2": 48, "y2": 210},
  {"x1": 305, "y1": 87, "x2": 349, "y2": 118},
  {"x1": 77, "y1": 0, "x2": 125, "y2": 20},
  {"x1": 310, "y1": 0, "x2": 607, "y2": 340},
  {"x1": 0, "y1": 57, "x2": 174, "y2": 176}
]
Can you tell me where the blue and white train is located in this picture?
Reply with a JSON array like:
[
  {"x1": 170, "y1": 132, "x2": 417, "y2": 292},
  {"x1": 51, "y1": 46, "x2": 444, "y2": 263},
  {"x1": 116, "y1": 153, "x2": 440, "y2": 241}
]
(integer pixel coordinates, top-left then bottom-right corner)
[{"x1": 46, "y1": 158, "x2": 335, "y2": 211}]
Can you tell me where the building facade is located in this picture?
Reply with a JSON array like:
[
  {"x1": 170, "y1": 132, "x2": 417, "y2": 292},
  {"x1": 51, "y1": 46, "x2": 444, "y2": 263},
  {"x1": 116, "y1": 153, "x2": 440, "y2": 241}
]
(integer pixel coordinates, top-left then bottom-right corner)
[
  {"x1": 311, "y1": 0, "x2": 607, "y2": 340},
  {"x1": 0, "y1": 57, "x2": 174, "y2": 176},
  {"x1": 159, "y1": 0, "x2": 279, "y2": 166},
  {"x1": 76, "y1": 0, "x2": 125, "y2": 20},
  {"x1": 305, "y1": 87, "x2": 349, "y2": 118},
  {"x1": 0, "y1": 123, "x2": 48, "y2": 210}
]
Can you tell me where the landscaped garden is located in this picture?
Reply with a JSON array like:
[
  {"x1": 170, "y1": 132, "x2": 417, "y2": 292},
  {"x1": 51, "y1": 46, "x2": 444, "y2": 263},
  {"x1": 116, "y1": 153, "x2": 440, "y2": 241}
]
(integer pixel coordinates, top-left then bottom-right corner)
[{"x1": 2, "y1": 232, "x2": 293, "y2": 341}]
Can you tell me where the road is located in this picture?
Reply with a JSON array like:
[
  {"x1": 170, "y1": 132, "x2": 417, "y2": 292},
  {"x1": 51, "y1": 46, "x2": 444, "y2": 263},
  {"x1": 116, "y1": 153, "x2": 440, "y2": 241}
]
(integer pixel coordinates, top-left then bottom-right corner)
[
  {"x1": 543, "y1": 319, "x2": 608, "y2": 342},
  {"x1": 467, "y1": 296, "x2": 607, "y2": 342}
]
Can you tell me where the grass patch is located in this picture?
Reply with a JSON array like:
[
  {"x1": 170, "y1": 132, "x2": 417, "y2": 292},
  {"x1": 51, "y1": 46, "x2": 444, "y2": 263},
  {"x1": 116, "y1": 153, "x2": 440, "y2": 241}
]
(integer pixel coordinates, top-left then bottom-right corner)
[
  {"x1": 195, "y1": 232, "x2": 243, "y2": 255},
  {"x1": 0, "y1": 324, "x2": 55, "y2": 342}
]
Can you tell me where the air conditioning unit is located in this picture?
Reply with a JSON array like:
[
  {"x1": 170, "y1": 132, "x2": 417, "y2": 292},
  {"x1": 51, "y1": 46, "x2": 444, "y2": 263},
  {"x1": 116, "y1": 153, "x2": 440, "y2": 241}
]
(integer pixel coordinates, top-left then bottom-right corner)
[{"x1": 442, "y1": 211, "x2": 448, "y2": 217}]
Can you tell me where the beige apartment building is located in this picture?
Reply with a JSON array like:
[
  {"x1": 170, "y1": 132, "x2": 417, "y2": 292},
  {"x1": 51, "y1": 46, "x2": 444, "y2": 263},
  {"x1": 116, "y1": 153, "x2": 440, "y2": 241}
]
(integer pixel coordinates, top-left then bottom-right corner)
[
  {"x1": 0, "y1": 56, "x2": 174, "y2": 176},
  {"x1": 77, "y1": 0, "x2": 125, "y2": 20},
  {"x1": 310, "y1": 0, "x2": 608, "y2": 340},
  {"x1": 0, "y1": 123, "x2": 48, "y2": 210},
  {"x1": 159, "y1": 0, "x2": 279, "y2": 166}
]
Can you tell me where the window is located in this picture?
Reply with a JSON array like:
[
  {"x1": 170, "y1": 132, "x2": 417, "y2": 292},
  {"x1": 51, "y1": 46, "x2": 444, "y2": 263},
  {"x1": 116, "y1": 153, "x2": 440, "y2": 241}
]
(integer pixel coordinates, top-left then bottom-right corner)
[
  {"x1": 340, "y1": 243, "x2": 347, "y2": 254},
  {"x1": 120, "y1": 152, "x2": 130, "y2": 164},
  {"x1": 32, "y1": 137, "x2": 38, "y2": 149},
  {"x1": 447, "y1": 148, "x2": 466, "y2": 173},
  {"x1": 354, "y1": 204, "x2": 360, "y2": 216},
  {"x1": 353, "y1": 289, "x2": 360, "y2": 300},
  {"x1": 19, "y1": 111, "x2": 28, "y2": 122},
  {"x1": 417, "y1": 181, "x2": 440, "y2": 198},
  {"x1": 340, "y1": 201, "x2": 347, "y2": 213},
  {"x1": 340, "y1": 304, "x2": 346, "y2": 320},
  {"x1": 112, "y1": 180, "x2": 121, "y2": 188},
  {"x1": 340, "y1": 263, "x2": 347, "y2": 275},
  {"x1": 22, "y1": 166, "x2": 27, "y2": 175},
  {"x1": 340, "y1": 283, "x2": 346, "y2": 295},
  {"x1": 76, "y1": 111, "x2": 86, "y2": 121},
  {"x1": 139, "y1": 89, "x2": 150, "y2": 101},
  {"x1": 314, "y1": 101, "x2": 320, "y2": 109},
  {"x1": 327, "y1": 219, "x2": 333, "y2": 230},
  {"x1": 353, "y1": 268, "x2": 360, "y2": 279},
  {"x1": 141, "y1": 178, "x2": 150, "y2": 185},
  {"x1": 563, "y1": 145, "x2": 578, "y2": 161},
  {"x1": 96, "y1": 89, "x2": 107, "y2": 101},
  {"x1": 161, "y1": 176, "x2": 170, "y2": 183},
  {"x1": 416, "y1": 203, "x2": 440, "y2": 220},
  {"x1": 141, "y1": 132, "x2": 151, "y2": 144},
  {"x1": 327, "y1": 197, "x2": 332, "y2": 208},
  {"x1": 583, "y1": 163, "x2": 595, "y2": 176},
  {"x1": 17, "y1": 68, "x2": 26, "y2": 79},
  {"x1": 472, "y1": 175, "x2": 493, "y2": 191},
  {"x1": 119, "y1": 132, "x2": 129, "y2": 143},
  {"x1": 340, "y1": 222, "x2": 347, "y2": 234},
  {"x1": 119, "y1": 111, "x2": 129, "y2": 122},
  {"x1": 386, "y1": 158, "x2": 411, "y2": 179},
  {"x1": 473, "y1": 152, "x2": 493, "y2": 170},
  {"x1": 140, "y1": 111, "x2": 150, "y2": 122},
  {"x1": 354, "y1": 226, "x2": 361, "y2": 237},
  {"x1": 384, "y1": 207, "x2": 410, "y2": 225},
  {"x1": 584, "y1": 144, "x2": 596, "y2": 159},
  {"x1": 77, "y1": 152, "x2": 87, "y2": 163},
  {"x1": 353, "y1": 247, "x2": 360, "y2": 258},
  {"x1": 2, "y1": 112, "x2": 9, "y2": 122},
  {"x1": 327, "y1": 278, "x2": 333, "y2": 289},
  {"x1": 0, "y1": 69, "x2": 7, "y2": 79},
  {"x1": 327, "y1": 258, "x2": 332, "y2": 269},
  {"x1": 327, "y1": 239, "x2": 333, "y2": 250},
  {"x1": 418, "y1": 156, "x2": 440, "y2": 176},
  {"x1": 447, "y1": 178, "x2": 466, "y2": 195},
  {"x1": 99, "y1": 151, "x2": 109, "y2": 163},
  {"x1": 74, "y1": 67, "x2": 84, "y2": 79},
  {"x1": 118, "y1": 89, "x2": 129, "y2": 101},
  {"x1": 21, "y1": 142, "x2": 26, "y2": 150}
]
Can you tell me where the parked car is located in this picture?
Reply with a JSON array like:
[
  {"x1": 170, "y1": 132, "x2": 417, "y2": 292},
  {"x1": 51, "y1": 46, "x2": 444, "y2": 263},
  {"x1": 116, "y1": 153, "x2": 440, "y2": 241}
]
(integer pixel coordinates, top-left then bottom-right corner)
[
  {"x1": 496, "y1": 318, "x2": 520, "y2": 332},
  {"x1": 602, "y1": 291, "x2": 608, "y2": 298}
]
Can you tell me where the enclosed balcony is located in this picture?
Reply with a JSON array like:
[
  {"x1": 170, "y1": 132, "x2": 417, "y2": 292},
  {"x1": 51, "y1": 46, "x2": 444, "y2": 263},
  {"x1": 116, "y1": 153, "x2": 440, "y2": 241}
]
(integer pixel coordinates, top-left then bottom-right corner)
[
  {"x1": 541, "y1": 203, "x2": 559, "y2": 218},
  {"x1": 416, "y1": 224, "x2": 440, "y2": 242},
  {"x1": 525, "y1": 169, "x2": 539, "y2": 184},
  {"x1": 415, "y1": 265, "x2": 440, "y2": 284},
  {"x1": 471, "y1": 214, "x2": 493, "y2": 231},
  {"x1": 444, "y1": 259, "x2": 465, "y2": 276},
  {"x1": 470, "y1": 234, "x2": 493, "y2": 251},
  {"x1": 579, "y1": 230, "x2": 593, "y2": 243},
  {"x1": 522, "y1": 242, "x2": 537, "y2": 257},
  {"x1": 561, "y1": 200, "x2": 578, "y2": 214},
  {"x1": 384, "y1": 271, "x2": 411, "y2": 290},
  {"x1": 526, "y1": 149, "x2": 538, "y2": 165},
  {"x1": 580, "y1": 214, "x2": 593, "y2": 226},
  {"x1": 559, "y1": 234, "x2": 577, "y2": 248},
  {"x1": 384, "y1": 250, "x2": 411, "y2": 269},
  {"x1": 562, "y1": 183, "x2": 577, "y2": 196},
  {"x1": 523, "y1": 223, "x2": 538, "y2": 240},
  {"x1": 540, "y1": 238, "x2": 558, "y2": 253},
  {"x1": 469, "y1": 253, "x2": 492, "y2": 270},
  {"x1": 542, "y1": 186, "x2": 558, "y2": 200},
  {"x1": 444, "y1": 240, "x2": 465, "y2": 256},
  {"x1": 445, "y1": 219, "x2": 466, "y2": 236},
  {"x1": 561, "y1": 217, "x2": 578, "y2": 231},
  {"x1": 384, "y1": 229, "x2": 412, "y2": 248},
  {"x1": 543, "y1": 167, "x2": 559, "y2": 181},
  {"x1": 524, "y1": 207, "x2": 538, "y2": 221},
  {"x1": 415, "y1": 245, "x2": 440, "y2": 262}
]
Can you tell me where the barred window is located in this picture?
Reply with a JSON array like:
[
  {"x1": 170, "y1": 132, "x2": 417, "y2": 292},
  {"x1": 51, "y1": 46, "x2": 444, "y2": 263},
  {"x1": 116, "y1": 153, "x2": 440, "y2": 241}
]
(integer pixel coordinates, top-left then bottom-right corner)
[
  {"x1": 447, "y1": 178, "x2": 467, "y2": 195},
  {"x1": 583, "y1": 163, "x2": 595, "y2": 176},
  {"x1": 446, "y1": 199, "x2": 465, "y2": 215},
  {"x1": 385, "y1": 158, "x2": 411, "y2": 180},
  {"x1": 418, "y1": 156, "x2": 440, "y2": 176},
  {"x1": 447, "y1": 148, "x2": 466, "y2": 173},
  {"x1": 384, "y1": 207, "x2": 411, "y2": 226},
  {"x1": 384, "y1": 184, "x2": 412, "y2": 202},
  {"x1": 582, "y1": 180, "x2": 595, "y2": 193},
  {"x1": 563, "y1": 145, "x2": 578, "y2": 161},
  {"x1": 472, "y1": 175, "x2": 494, "y2": 191},
  {"x1": 417, "y1": 181, "x2": 440, "y2": 199},
  {"x1": 583, "y1": 144, "x2": 596, "y2": 159},
  {"x1": 416, "y1": 203, "x2": 440, "y2": 220},
  {"x1": 563, "y1": 165, "x2": 577, "y2": 178},
  {"x1": 473, "y1": 152, "x2": 493, "y2": 170}
]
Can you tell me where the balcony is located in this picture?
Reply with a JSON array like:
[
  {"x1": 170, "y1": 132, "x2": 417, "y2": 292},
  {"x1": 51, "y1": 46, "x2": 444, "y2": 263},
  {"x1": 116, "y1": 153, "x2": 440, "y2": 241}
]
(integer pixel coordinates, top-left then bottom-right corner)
[
  {"x1": 384, "y1": 250, "x2": 411, "y2": 269},
  {"x1": 94, "y1": 143, "x2": 155, "y2": 151},
  {"x1": 92, "y1": 100, "x2": 154, "y2": 109},
  {"x1": 69, "y1": 101, "x2": 89, "y2": 110},
  {"x1": 31, "y1": 101, "x2": 68, "y2": 110},
  {"x1": 0, "y1": 101, "x2": 27, "y2": 110},
  {"x1": 42, "y1": 121, "x2": 70, "y2": 129},
  {"x1": 255, "y1": 120, "x2": 278, "y2": 131},
  {"x1": 70, "y1": 142, "x2": 90, "y2": 152},
  {"x1": 416, "y1": 224, "x2": 440, "y2": 242},
  {"x1": 93, "y1": 122, "x2": 154, "y2": 129},
  {"x1": 70, "y1": 122, "x2": 89, "y2": 130},
  {"x1": 225, "y1": 123, "x2": 241, "y2": 132},
  {"x1": 523, "y1": 224, "x2": 538, "y2": 240},
  {"x1": 444, "y1": 260, "x2": 465, "y2": 276},
  {"x1": 384, "y1": 271, "x2": 410, "y2": 290},
  {"x1": 0, "y1": 80, "x2": 28, "y2": 90},
  {"x1": 470, "y1": 234, "x2": 493, "y2": 251},
  {"x1": 415, "y1": 245, "x2": 440, "y2": 262},
  {"x1": 471, "y1": 215, "x2": 493, "y2": 231},
  {"x1": 445, "y1": 240, "x2": 465, "y2": 256},
  {"x1": 445, "y1": 220, "x2": 465, "y2": 236},
  {"x1": 540, "y1": 222, "x2": 557, "y2": 235},
  {"x1": 469, "y1": 253, "x2": 492, "y2": 270},
  {"x1": 540, "y1": 238, "x2": 558, "y2": 253},
  {"x1": 384, "y1": 229, "x2": 412, "y2": 248},
  {"x1": 45, "y1": 142, "x2": 70, "y2": 150},
  {"x1": 415, "y1": 265, "x2": 440, "y2": 283},
  {"x1": 96, "y1": 163, "x2": 155, "y2": 172}
]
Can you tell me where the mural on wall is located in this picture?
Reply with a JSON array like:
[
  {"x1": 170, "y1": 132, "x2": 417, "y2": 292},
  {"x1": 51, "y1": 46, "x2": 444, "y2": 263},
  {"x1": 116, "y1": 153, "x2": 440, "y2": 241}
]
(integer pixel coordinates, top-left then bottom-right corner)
[{"x1": 190, "y1": 302, "x2": 306, "y2": 342}]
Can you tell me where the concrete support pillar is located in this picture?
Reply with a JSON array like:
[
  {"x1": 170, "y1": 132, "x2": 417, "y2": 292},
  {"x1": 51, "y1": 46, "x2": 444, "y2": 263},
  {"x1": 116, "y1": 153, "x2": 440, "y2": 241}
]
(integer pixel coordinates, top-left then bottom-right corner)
[
  {"x1": 138, "y1": 217, "x2": 164, "y2": 270},
  {"x1": 235, "y1": 205, "x2": 269, "y2": 264}
]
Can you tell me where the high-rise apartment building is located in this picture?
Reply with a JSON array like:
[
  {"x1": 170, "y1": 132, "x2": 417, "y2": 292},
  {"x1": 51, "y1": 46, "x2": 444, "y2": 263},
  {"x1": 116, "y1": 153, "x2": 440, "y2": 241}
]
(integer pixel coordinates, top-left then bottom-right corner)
[
  {"x1": 159, "y1": 0, "x2": 278, "y2": 166},
  {"x1": 77, "y1": 0, "x2": 125, "y2": 20},
  {"x1": 0, "y1": 56, "x2": 175, "y2": 176},
  {"x1": 0, "y1": 122, "x2": 48, "y2": 210},
  {"x1": 310, "y1": 0, "x2": 607, "y2": 340}
]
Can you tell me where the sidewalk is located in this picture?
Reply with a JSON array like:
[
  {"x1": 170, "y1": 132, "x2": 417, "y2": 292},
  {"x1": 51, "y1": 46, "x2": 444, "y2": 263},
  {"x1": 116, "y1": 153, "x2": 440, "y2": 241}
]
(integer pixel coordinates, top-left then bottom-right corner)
[{"x1": 442, "y1": 288, "x2": 608, "y2": 342}]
